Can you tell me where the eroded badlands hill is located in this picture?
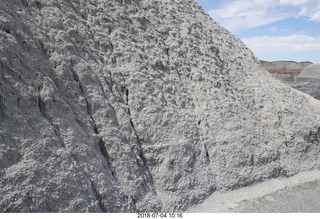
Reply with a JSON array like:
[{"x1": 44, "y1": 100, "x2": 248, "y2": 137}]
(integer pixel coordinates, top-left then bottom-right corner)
[
  {"x1": 1, "y1": 0, "x2": 320, "y2": 212},
  {"x1": 260, "y1": 60, "x2": 312, "y2": 76}
]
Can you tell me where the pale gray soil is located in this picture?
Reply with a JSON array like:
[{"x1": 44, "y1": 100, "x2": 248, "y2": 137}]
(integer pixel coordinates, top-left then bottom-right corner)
[
  {"x1": 1, "y1": 0, "x2": 320, "y2": 212},
  {"x1": 187, "y1": 170, "x2": 320, "y2": 213},
  {"x1": 279, "y1": 77, "x2": 320, "y2": 98},
  {"x1": 299, "y1": 64, "x2": 320, "y2": 79}
]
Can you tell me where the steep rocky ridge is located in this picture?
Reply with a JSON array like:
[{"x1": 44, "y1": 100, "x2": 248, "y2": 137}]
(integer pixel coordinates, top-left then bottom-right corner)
[{"x1": 1, "y1": 0, "x2": 320, "y2": 212}]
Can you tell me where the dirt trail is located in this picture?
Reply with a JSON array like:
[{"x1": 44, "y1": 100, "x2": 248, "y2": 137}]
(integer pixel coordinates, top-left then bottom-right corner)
[{"x1": 187, "y1": 170, "x2": 320, "y2": 213}]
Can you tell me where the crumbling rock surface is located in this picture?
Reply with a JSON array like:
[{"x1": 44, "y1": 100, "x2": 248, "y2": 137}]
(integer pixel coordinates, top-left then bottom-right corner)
[{"x1": 1, "y1": 0, "x2": 320, "y2": 213}]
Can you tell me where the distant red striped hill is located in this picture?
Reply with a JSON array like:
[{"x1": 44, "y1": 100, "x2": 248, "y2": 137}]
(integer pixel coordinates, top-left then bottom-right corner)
[
  {"x1": 261, "y1": 60, "x2": 320, "y2": 100},
  {"x1": 260, "y1": 60, "x2": 313, "y2": 76}
]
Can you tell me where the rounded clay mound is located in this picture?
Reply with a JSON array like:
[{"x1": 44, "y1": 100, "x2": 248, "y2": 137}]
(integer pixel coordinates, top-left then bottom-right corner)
[{"x1": 298, "y1": 64, "x2": 320, "y2": 79}]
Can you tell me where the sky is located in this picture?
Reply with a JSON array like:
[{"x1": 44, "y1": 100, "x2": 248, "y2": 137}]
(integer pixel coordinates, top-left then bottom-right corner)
[{"x1": 196, "y1": 0, "x2": 320, "y2": 63}]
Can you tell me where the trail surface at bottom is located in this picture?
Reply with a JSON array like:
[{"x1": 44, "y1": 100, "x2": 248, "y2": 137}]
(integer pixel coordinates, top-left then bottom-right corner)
[{"x1": 187, "y1": 170, "x2": 320, "y2": 213}]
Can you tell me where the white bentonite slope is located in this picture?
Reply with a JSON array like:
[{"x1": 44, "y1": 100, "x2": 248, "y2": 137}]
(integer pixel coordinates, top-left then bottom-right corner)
[
  {"x1": 1, "y1": 0, "x2": 320, "y2": 212},
  {"x1": 298, "y1": 64, "x2": 320, "y2": 79}
]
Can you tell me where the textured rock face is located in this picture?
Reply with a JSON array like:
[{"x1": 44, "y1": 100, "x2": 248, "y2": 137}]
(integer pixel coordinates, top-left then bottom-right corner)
[
  {"x1": 1, "y1": 0, "x2": 320, "y2": 213},
  {"x1": 260, "y1": 60, "x2": 313, "y2": 76}
]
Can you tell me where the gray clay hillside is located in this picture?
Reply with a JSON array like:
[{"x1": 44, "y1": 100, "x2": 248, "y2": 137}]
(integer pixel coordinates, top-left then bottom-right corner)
[
  {"x1": 298, "y1": 64, "x2": 320, "y2": 79},
  {"x1": 1, "y1": 0, "x2": 320, "y2": 213}
]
